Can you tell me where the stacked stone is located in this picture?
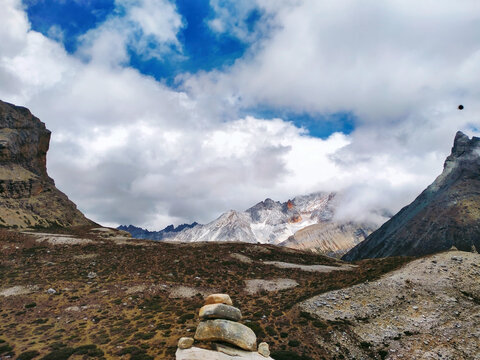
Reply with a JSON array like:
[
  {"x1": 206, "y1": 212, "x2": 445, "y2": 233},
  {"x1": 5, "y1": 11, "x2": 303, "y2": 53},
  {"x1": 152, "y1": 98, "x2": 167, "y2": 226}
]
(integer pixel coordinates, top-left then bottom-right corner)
[{"x1": 177, "y1": 293, "x2": 272, "y2": 359}]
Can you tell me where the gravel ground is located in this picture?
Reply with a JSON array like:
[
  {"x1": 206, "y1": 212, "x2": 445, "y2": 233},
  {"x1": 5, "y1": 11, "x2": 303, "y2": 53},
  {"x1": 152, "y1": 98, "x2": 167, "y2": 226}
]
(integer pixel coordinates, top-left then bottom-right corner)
[
  {"x1": 244, "y1": 278, "x2": 299, "y2": 294},
  {"x1": 300, "y1": 250, "x2": 480, "y2": 359}
]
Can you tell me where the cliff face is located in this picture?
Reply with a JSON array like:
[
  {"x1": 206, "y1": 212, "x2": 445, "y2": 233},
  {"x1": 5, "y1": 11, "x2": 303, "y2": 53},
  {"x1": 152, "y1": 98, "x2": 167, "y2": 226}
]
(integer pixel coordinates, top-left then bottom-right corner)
[
  {"x1": 280, "y1": 222, "x2": 372, "y2": 258},
  {"x1": 343, "y1": 131, "x2": 480, "y2": 261},
  {"x1": 0, "y1": 100, "x2": 95, "y2": 228}
]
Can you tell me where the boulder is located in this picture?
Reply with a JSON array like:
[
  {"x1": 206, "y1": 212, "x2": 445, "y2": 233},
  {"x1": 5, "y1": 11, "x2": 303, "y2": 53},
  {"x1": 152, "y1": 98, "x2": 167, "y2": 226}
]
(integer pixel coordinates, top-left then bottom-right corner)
[
  {"x1": 216, "y1": 344, "x2": 274, "y2": 359},
  {"x1": 199, "y1": 303, "x2": 242, "y2": 321},
  {"x1": 194, "y1": 319, "x2": 257, "y2": 351},
  {"x1": 205, "y1": 293, "x2": 233, "y2": 306},
  {"x1": 176, "y1": 347, "x2": 273, "y2": 360},
  {"x1": 258, "y1": 343, "x2": 270, "y2": 358},
  {"x1": 178, "y1": 337, "x2": 194, "y2": 349}
]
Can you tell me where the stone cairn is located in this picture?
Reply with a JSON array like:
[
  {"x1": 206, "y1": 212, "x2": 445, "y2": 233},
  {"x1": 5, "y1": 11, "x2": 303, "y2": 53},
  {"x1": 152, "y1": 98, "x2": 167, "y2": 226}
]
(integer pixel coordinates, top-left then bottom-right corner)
[{"x1": 176, "y1": 293, "x2": 273, "y2": 359}]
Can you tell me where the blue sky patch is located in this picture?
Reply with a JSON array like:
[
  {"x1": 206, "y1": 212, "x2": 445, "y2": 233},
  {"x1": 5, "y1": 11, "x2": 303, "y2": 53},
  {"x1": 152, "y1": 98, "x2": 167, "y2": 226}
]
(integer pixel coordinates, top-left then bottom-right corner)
[
  {"x1": 129, "y1": 0, "x2": 248, "y2": 86},
  {"x1": 23, "y1": 0, "x2": 354, "y2": 139},
  {"x1": 245, "y1": 107, "x2": 356, "y2": 139},
  {"x1": 24, "y1": 0, "x2": 250, "y2": 84},
  {"x1": 24, "y1": 0, "x2": 115, "y2": 53}
]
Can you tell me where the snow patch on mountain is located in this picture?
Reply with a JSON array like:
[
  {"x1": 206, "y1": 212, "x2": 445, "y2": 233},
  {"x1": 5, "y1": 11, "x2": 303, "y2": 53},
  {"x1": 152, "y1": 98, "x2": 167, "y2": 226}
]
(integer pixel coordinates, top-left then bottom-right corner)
[{"x1": 165, "y1": 192, "x2": 372, "y2": 248}]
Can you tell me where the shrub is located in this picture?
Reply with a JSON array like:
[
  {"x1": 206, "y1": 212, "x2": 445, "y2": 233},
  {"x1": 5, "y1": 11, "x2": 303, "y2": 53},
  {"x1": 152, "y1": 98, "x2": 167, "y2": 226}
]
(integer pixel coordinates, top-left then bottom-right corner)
[
  {"x1": 271, "y1": 350, "x2": 312, "y2": 360},
  {"x1": 156, "y1": 323, "x2": 171, "y2": 330},
  {"x1": 18, "y1": 350, "x2": 41, "y2": 360},
  {"x1": 288, "y1": 340, "x2": 300, "y2": 347},
  {"x1": 0, "y1": 343, "x2": 13, "y2": 354},
  {"x1": 313, "y1": 320, "x2": 327, "y2": 329},
  {"x1": 74, "y1": 344, "x2": 104, "y2": 357},
  {"x1": 117, "y1": 346, "x2": 153, "y2": 360},
  {"x1": 265, "y1": 325, "x2": 276, "y2": 336},
  {"x1": 245, "y1": 322, "x2": 265, "y2": 338},
  {"x1": 299, "y1": 311, "x2": 315, "y2": 320},
  {"x1": 379, "y1": 349, "x2": 389, "y2": 359},
  {"x1": 360, "y1": 341, "x2": 372, "y2": 349},
  {"x1": 134, "y1": 332, "x2": 156, "y2": 340},
  {"x1": 177, "y1": 313, "x2": 195, "y2": 324},
  {"x1": 40, "y1": 347, "x2": 75, "y2": 360}
]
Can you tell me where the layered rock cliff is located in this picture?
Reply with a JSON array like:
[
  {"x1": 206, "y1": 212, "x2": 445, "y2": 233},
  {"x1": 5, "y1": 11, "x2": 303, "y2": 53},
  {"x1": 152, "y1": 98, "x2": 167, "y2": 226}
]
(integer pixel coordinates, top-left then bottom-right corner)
[
  {"x1": 280, "y1": 222, "x2": 372, "y2": 258},
  {"x1": 0, "y1": 100, "x2": 95, "y2": 228},
  {"x1": 343, "y1": 131, "x2": 480, "y2": 261}
]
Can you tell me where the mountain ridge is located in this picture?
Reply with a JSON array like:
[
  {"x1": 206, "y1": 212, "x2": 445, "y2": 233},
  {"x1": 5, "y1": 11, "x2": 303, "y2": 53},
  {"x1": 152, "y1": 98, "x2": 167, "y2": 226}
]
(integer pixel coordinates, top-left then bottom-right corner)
[
  {"x1": 121, "y1": 192, "x2": 376, "y2": 257},
  {"x1": 117, "y1": 223, "x2": 198, "y2": 240},
  {"x1": 343, "y1": 131, "x2": 480, "y2": 261}
]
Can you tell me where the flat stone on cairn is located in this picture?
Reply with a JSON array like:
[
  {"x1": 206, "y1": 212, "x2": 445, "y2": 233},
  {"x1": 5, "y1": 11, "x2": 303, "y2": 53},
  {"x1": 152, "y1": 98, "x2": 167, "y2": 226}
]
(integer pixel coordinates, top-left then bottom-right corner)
[
  {"x1": 205, "y1": 293, "x2": 233, "y2": 306},
  {"x1": 199, "y1": 303, "x2": 242, "y2": 322},
  {"x1": 195, "y1": 319, "x2": 257, "y2": 351},
  {"x1": 176, "y1": 293, "x2": 275, "y2": 359}
]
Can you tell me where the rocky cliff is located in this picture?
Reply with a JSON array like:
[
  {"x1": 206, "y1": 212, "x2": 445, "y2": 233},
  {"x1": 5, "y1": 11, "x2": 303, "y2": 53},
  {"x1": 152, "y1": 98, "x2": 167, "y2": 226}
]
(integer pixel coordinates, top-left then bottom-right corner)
[
  {"x1": 280, "y1": 222, "x2": 372, "y2": 258},
  {"x1": 0, "y1": 100, "x2": 95, "y2": 228},
  {"x1": 343, "y1": 131, "x2": 480, "y2": 261}
]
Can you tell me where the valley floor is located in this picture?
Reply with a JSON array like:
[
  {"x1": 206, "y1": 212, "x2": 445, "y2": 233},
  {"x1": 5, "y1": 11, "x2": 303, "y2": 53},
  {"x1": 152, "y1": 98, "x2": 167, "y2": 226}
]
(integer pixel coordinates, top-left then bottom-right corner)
[{"x1": 1, "y1": 229, "x2": 477, "y2": 359}]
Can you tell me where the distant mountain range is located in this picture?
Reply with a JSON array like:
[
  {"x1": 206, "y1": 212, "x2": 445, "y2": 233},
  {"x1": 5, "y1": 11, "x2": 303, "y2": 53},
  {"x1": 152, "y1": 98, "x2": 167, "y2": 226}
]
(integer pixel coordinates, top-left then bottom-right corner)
[
  {"x1": 120, "y1": 131, "x2": 480, "y2": 261},
  {"x1": 119, "y1": 192, "x2": 376, "y2": 257},
  {"x1": 117, "y1": 223, "x2": 198, "y2": 240},
  {"x1": 343, "y1": 131, "x2": 480, "y2": 261}
]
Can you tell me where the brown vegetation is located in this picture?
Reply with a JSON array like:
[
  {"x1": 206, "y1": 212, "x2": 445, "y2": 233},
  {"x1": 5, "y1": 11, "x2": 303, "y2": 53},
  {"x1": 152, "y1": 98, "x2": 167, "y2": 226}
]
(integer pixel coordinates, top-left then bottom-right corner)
[{"x1": 0, "y1": 229, "x2": 412, "y2": 359}]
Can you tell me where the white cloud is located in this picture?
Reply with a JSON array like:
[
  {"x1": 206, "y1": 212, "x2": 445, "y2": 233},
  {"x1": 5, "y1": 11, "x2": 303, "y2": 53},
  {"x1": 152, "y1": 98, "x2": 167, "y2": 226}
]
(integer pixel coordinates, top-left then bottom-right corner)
[
  {"x1": 193, "y1": 0, "x2": 480, "y2": 119},
  {"x1": 207, "y1": 0, "x2": 298, "y2": 42},
  {"x1": 78, "y1": 0, "x2": 184, "y2": 65},
  {"x1": 0, "y1": 0, "x2": 29, "y2": 57},
  {"x1": 183, "y1": 0, "x2": 480, "y2": 222},
  {"x1": 1, "y1": 0, "x2": 480, "y2": 231}
]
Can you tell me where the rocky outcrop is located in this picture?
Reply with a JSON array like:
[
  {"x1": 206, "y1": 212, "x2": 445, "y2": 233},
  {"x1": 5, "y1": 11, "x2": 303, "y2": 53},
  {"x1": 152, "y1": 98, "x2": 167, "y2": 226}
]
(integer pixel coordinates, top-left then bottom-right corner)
[
  {"x1": 281, "y1": 222, "x2": 372, "y2": 258},
  {"x1": 0, "y1": 100, "x2": 95, "y2": 228},
  {"x1": 343, "y1": 131, "x2": 480, "y2": 261},
  {"x1": 301, "y1": 251, "x2": 480, "y2": 358},
  {"x1": 176, "y1": 293, "x2": 274, "y2": 359}
]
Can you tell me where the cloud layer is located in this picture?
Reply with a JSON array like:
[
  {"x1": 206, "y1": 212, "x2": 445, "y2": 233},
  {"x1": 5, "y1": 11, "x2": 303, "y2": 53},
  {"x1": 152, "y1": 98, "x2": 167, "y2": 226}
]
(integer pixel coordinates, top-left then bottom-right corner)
[{"x1": 0, "y1": 0, "x2": 479, "y2": 229}]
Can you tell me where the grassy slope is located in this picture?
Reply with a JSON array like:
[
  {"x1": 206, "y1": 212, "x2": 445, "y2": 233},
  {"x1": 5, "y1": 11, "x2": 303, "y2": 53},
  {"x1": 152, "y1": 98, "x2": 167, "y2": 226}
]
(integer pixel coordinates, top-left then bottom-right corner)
[{"x1": 0, "y1": 229, "x2": 411, "y2": 359}]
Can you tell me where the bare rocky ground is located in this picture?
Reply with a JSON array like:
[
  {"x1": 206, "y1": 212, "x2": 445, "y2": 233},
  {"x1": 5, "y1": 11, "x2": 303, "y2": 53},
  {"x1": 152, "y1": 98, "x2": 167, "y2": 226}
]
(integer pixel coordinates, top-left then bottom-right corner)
[
  {"x1": 301, "y1": 250, "x2": 480, "y2": 360},
  {"x1": 0, "y1": 228, "x2": 410, "y2": 359}
]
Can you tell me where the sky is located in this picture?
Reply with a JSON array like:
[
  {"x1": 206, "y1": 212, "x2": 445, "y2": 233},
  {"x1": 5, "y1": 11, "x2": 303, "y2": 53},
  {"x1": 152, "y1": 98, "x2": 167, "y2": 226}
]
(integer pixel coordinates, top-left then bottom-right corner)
[{"x1": 1, "y1": 0, "x2": 480, "y2": 230}]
